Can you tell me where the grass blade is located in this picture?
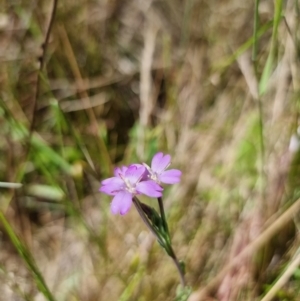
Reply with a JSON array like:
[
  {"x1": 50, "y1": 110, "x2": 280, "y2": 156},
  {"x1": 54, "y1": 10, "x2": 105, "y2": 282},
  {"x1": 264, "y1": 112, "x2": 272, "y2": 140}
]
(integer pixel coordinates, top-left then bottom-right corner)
[{"x1": 0, "y1": 212, "x2": 56, "y2": 301}]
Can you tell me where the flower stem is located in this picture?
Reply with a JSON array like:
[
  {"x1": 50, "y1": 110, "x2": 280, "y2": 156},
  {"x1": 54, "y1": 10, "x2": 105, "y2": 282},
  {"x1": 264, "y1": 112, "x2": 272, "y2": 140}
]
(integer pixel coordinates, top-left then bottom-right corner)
[
  {"x1": 133, "y1": 196, "x2": 186, "y2": 287},
  {"x1": 169, "y1": 246, "x2": 186, "y2": 288},
  {"x1": 132, "y1": 196, "x2": 164, "y2": 244},
  {"x1": 157, "y1": 197, "x2": 186, "y2": 287},
  {"x1": 157, "y1": 197, "x2": 170, "y2": 241}
]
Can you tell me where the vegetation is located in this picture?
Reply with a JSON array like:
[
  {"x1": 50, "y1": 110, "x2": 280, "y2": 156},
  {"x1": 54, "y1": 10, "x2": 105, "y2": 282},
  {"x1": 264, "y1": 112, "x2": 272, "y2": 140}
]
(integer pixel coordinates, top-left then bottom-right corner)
[{"x1": 1, "y1": 0, "x2": 300, "y2": 300}]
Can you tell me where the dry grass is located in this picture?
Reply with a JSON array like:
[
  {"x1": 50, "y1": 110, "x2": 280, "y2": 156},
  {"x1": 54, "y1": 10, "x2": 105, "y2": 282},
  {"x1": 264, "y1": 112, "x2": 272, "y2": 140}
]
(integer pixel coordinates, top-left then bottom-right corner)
[{"x1": 1, "y1": 0, "x2": 300, "y2": 300}]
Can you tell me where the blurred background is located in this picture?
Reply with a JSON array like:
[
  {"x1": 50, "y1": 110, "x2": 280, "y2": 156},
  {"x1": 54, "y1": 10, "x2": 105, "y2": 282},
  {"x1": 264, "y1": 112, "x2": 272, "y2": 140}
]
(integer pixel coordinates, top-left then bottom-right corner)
[{"x1": 1, "y1": 0, "x2": 300, "y2": 300}]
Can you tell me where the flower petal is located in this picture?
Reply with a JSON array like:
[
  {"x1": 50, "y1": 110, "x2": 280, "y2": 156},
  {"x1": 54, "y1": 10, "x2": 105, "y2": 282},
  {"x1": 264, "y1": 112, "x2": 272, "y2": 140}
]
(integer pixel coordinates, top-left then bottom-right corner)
[
  {"x1": 114, "y1": 166, "x2": 127, "y2": 177},
  {"x1": 136, "y1": 180, "x2": 163, "y2": 197},
  {"x1": 151, "y1": 152, "x2": 171, "y2": 173},
  {"x1": 101, "y1": 177, "x2": 123, "y2": 186},
  {"x1": 99, "y1": 183, "x2": 124, "y2": 195},
  {"x1": 110, "y1": 191, "x2": 133, "y2": 215},
  {"x1": 130, "y1": 163, "x2": 144, "y2": 169},
  {"x1": 99, "y1": 177, "x2": 124, "y2": 195},
  {"x1": 99, "y1": 186, "x2": 115, "y2": 195},
  {"x1": 159, "y1": 169, "x2": 181, "y2": 184},
  {"x1": 125, "y1": 165, "x2": 146, "y2": 184}
]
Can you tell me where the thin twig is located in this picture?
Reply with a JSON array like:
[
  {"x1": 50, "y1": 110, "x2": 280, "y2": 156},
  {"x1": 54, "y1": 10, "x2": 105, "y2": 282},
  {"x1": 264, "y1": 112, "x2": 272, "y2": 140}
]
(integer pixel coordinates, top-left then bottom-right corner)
[
  {"x1": 15, "y1": 0, "x2": 59, "y2": 250},
  {"x1": 22, "y1": 0, "x2": 58, "y2": 166},
  {"x1": 30, "y1": 0, "x2": 58, "y2": 138}
]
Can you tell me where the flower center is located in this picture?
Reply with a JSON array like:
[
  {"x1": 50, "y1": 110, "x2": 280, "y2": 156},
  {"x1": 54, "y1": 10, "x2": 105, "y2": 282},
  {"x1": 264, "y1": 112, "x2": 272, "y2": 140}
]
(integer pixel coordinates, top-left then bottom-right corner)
[
  {"x1": 149, "y1": 172, "x2": 159, "y2": 183},
  {"x1": 143, "y1": 163, "x2": 161, "y2": 184},
  {"x1": 119, "y1": 174, "x2": 137, "y2": 194}
]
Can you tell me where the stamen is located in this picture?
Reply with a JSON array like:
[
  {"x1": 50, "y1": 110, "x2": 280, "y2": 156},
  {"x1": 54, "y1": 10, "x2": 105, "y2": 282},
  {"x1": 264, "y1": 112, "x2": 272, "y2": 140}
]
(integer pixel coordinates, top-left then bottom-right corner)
[{"x1": 119, "y1": 172, "x2": 136, "y2": 194}]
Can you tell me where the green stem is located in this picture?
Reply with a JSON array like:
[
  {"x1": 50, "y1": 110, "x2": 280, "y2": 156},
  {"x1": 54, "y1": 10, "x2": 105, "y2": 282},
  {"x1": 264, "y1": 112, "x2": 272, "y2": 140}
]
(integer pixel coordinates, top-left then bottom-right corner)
[
  {"x1": 133, "y1": 196, "x2": 186, "y2": 287},
  {"x1": 252, "y1": 0, "x2": 266, "y2": 203},
  {"x1": 168, "y1": 244, "x2": 186, "y2": 288},
  {"x1": 157, "y1": 197, "x2": 185, "y2": 287},
  {"x1": 132, "y1": 197, "x2": 164, "y2": 244},
  {"x1": 157, "y1": 197, "x2": 170, "y2": 241},
  {"x1": 252, "y1": 0, "x2": 260, "y2": 66}
]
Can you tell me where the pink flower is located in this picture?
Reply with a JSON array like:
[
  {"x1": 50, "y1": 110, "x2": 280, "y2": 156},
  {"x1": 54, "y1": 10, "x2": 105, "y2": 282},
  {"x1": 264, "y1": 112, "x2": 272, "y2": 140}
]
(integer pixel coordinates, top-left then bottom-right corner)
[
  {"x1": 144, "y1": 152, "x2": 181, "y2": 184},
  {"x1": 100, "y1": 165, "x2": 163, "y2": 215}
]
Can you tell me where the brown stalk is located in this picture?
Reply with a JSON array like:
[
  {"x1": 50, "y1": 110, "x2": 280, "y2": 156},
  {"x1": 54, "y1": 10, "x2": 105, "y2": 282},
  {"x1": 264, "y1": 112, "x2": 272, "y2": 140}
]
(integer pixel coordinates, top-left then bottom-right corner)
[
  {"x1": 29, "y1": 0, "x2": 58, "y2": 139},
  {"x1": 57, "y1": 24, "x2": 112, "y2": 174},
  {"x1": 188, "y1": 197, "x2": 300, "y2": 301},
  {"x1": 16, "y1": 0, "x2": 58, "y2": 250}
]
